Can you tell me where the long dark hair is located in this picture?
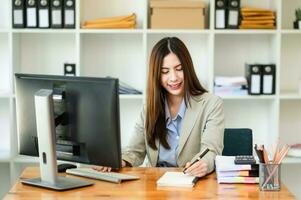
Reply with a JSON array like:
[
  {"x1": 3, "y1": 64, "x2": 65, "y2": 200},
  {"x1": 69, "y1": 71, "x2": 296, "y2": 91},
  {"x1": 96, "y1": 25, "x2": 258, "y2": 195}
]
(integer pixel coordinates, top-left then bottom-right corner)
[{"x1": 146, "y1": 37, "x2": 207, "y2": 150}]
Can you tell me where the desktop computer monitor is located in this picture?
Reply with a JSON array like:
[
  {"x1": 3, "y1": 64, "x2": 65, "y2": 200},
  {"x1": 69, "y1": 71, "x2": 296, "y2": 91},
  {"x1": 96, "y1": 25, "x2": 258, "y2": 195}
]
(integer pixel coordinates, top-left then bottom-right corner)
[{"x1": 15, "y1": 73, "x2": 121, "y2": 169}]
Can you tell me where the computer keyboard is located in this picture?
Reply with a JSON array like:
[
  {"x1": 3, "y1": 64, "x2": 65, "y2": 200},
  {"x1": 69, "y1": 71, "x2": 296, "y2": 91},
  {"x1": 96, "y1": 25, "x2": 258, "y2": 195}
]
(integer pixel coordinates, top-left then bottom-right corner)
[{"x1": 66, "y1": 168, "x2": 140, "y2": 183}]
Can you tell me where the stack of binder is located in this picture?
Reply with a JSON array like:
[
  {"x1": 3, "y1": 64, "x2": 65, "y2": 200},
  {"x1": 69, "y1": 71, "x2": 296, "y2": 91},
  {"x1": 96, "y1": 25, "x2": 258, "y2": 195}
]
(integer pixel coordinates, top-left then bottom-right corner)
[
  {"x1": 82, "y1": 13, "x2": 136, "y2": 29},
  {"x1": 240, "y1": 7, "x2": 276, "y2": 29},
  {"x1": 245, "y1": 64, "x2": 276, "y2": 95},
  {"x1": 12, "y1": 0, "x2": 76, "y2": 29},
  {"x1": 215, "y1": 0, "x2": 241, "y2": 29},
  {"x1": 215, "y1": 156, "x2": 259, "y2": 184}
]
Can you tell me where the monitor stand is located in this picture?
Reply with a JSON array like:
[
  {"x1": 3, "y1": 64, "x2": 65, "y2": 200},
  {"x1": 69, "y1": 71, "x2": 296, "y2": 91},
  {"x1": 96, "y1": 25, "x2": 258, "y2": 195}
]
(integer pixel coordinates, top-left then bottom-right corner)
[{"x1": 21, "y1": 89, "x2": 93, "y2": 190}]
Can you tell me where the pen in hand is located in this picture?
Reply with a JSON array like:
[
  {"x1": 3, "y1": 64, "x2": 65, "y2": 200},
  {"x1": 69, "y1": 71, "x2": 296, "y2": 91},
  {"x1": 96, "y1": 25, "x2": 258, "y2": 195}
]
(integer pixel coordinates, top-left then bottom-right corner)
[{"x1": 183, "y1": 148, "x2": 210, "y2": 174}]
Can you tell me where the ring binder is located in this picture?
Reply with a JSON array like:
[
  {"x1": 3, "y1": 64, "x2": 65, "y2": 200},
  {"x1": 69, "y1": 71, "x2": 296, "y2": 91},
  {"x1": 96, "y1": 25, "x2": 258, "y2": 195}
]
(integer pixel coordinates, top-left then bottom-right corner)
[
  {"x1": 215, "y1": 0, "x2": 227, "y2": 29},
  {"x1": 50, "y1": 0, "x2": 63, "y2": 28},
  {"x1": 226, "y1": 0, "x2": 240, "y2": 29},
  {"x1": 63, "y1": 0, "x2": 75, "y2": 28},
  {"x1": 64, "y1": 63, "x2": 76, "y2": 76},
  {"x1": 262, "y1": 64, "x2": 276, "y2": 95},
  {"x1": 26, "y1": 0, "x2": 38, "y2": 28},
  {"x1": 38, "y1": 0, "x2": 50, "y2": 28},
  {"x1": 245, "y1": 64, "x2": 262, "y2": 95},
  {"x1": 12, "y1": 0, "x2": 26, "y2": 28}
]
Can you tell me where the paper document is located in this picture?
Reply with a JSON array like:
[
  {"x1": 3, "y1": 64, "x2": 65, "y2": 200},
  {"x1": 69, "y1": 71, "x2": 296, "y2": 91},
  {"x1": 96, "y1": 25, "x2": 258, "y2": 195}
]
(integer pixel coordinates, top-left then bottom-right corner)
[
  {"x1": 156, "y1": 172, "x2": 196, "y2": 187},
  {"x1": 217, "y1": 176, "x2": 259, "y2": 184},
  {"x1": 215, "y1": 156, "x2": 252, "y2": 172}
]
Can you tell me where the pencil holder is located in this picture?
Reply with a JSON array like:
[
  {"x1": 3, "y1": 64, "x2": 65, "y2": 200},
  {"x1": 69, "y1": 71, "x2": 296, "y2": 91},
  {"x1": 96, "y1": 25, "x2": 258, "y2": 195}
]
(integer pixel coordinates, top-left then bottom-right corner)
[{"x1": 259, "y1": 163, "x2": 281, "y2": 191}]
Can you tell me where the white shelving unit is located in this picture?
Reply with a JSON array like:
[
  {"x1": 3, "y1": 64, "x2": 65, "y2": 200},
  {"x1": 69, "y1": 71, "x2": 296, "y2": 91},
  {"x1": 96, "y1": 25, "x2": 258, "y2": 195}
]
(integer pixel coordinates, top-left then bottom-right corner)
[{"x1": 1, "y1": 0, "x2": 301, "y2": 198}]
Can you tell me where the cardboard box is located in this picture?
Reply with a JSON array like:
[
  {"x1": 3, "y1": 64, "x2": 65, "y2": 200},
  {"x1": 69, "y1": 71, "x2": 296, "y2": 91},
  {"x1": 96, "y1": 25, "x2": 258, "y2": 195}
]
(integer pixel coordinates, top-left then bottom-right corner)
[{"x1": 150, "y1": 0, "x2": 206, "y2": 29}]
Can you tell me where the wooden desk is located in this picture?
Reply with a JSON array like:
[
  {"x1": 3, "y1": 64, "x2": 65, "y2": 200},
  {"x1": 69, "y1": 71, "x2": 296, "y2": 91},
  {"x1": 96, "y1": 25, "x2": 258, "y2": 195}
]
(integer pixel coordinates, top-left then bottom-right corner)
[{"x1": 4, "y1": 167, "x2": 296, "y2": 200}]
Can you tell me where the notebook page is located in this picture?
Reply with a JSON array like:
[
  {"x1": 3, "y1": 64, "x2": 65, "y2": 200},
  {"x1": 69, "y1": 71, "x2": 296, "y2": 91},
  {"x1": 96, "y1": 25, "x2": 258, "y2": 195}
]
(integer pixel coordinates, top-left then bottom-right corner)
[{"x1": 156, "y1": 172, "x2": 196, "y2": 187}]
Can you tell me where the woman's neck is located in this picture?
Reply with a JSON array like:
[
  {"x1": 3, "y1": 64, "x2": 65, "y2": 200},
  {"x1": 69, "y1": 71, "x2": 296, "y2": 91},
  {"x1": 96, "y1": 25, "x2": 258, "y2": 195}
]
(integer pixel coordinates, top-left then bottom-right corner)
[
  {"x1": 167, "y1": 95, "x2": 183, "y2": 106},
  {"x1": 167, "y1": 95, "x2": 184, "y2": 118}
]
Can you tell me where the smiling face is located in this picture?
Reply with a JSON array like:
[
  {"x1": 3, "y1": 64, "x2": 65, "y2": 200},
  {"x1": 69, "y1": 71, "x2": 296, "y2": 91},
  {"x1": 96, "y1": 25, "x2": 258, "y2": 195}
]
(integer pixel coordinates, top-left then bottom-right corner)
[{"x1": 160, "y1": 53, "x2": 184, "y2": 99}]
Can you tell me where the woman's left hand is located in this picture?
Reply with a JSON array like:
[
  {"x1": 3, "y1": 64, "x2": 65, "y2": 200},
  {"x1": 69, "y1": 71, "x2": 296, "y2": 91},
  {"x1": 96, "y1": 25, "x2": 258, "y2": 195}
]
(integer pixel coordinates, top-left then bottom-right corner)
[{"x1": 184, "y1": 160, "x2": 208, "y2": 177}]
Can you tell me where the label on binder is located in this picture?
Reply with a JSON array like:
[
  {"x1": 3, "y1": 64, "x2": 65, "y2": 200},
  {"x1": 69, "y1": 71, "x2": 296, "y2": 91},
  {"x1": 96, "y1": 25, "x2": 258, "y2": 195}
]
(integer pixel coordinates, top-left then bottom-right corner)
[
  {"x1": 27, "y1": 8, "x2": 37, "y2": 27},
  {"x1": 216, "y1": 10, "x2": 225, "y2": 28},
  {"x1": 14, "y1": 10, "x2": 23, "y2": 24},
  {"x1": 251, "y1": 75, "x2": 260, "y2": 94},
  {"x1": 52, "y1": 10, "x2": 62, "y2": 25},
  {"x1": 65, "y1": 10, "x2": 74, "y2": 25},
  {"x1": 39, "y1": 10, "x2": 49, "y2": 27},
  {"x1": 263, "y1": 75, "x2": 273, "y2": 94},
  {"x1": 228, "y1": 10, "x2": 238, "y2": 26}
]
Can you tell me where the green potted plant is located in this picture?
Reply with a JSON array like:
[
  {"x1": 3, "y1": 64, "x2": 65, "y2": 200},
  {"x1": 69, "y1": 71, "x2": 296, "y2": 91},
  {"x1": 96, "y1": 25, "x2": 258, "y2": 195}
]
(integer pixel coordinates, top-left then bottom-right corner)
[{"x1": 294, "y1": 8, "x2": 301, "y2": 29}]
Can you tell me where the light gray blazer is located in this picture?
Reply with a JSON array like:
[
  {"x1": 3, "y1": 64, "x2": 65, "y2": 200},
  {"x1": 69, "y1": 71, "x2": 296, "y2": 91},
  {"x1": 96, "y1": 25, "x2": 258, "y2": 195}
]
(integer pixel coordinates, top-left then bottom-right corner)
[{"x1": 122, "y1": 93, "x2": 225, "y2": 173}]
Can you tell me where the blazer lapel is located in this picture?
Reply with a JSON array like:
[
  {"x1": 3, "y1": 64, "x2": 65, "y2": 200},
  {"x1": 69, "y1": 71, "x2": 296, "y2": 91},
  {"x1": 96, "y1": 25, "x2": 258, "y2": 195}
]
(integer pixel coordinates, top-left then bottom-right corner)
[{"x1": 177, "y1": 95, "x2": 204, "y2": 157}]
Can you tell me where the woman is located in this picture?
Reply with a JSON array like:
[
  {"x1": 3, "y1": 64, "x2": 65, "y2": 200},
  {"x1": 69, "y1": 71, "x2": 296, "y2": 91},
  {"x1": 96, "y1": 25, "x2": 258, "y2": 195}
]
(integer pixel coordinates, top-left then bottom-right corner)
[{"x1": 94, "y1": 37, "x2": 224, "y2": 178}]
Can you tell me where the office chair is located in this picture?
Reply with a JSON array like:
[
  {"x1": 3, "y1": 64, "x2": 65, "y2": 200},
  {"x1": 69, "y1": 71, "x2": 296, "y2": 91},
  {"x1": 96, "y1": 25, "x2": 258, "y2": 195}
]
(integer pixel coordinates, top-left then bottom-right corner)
[{"x1": 222, "y1": 128, "x2": 253, "y2": 156}]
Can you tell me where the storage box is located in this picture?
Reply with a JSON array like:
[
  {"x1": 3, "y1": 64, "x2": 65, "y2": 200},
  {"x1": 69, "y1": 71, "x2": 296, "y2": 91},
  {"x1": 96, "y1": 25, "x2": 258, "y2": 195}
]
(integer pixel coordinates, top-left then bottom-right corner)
[{"x1": 150, "y1": 0, "x2": 206, "y2": 29}]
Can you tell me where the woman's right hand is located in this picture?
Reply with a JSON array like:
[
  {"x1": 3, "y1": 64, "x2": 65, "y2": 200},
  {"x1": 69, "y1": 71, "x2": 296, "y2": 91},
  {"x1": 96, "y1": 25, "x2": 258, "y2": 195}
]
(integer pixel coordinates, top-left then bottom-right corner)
[{"x1": 92, "y1": 160, "x2": 127, "y2": 172}]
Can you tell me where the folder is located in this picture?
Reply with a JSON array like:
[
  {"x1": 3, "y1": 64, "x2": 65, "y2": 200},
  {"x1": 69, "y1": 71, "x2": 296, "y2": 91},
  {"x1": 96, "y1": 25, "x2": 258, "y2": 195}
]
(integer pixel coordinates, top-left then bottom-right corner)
[
  {"x1": 215, "y1": 0, "x2": 227, "y2": 29},
  {"x1": 226, "y1": 0, "x2": 240, "y2": 29},
  {"x1": 38, "y1": 0, "x2": 50, "y2": 28},
  {"x1": 50, "y1": 0, "x2": 63, "y2": 28},
  {"x1": 239, "y1": 24, "x2": 275, "y2": 29},
  {"x1": 26, "y1": 0, "x2": 38, "y2": 28},
  {"x1": 63, "y1": 0, "x2": 75, "y2": 28},
  {"x1": 64, "y1": 63, "x2": 76, "y2": 76},
  {"x1": 245, "y1": 64, "x2": 262, "y2": 95},
  {"x1": 12, "y1": 0, "x2": 26, "y2": 28},
  {"x1": 262, "y1": 64, "x2": 275, "y2": 95}
]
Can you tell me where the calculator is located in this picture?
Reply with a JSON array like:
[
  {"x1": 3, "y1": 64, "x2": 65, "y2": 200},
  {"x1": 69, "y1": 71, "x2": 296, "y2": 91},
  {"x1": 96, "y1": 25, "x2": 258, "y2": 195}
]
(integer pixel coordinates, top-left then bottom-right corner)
[{"x1": 234, "y1": 155, "x2": 256, "y2": 165}]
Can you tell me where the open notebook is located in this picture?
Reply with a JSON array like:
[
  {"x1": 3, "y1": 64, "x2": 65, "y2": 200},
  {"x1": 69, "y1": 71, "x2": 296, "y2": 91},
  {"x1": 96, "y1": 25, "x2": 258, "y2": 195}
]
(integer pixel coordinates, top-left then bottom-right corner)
[{"x1": 156, "y1": 172, "x2": 198, "y2": 187}]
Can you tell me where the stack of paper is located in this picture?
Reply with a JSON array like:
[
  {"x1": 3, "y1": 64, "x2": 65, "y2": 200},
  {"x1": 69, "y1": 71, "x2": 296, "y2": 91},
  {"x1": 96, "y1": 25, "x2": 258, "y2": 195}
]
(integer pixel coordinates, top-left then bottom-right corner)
[
  {"x1": 156, "y1": 172, "x2": 197, "y2": 188},
  {"x1": 82, "y1": 13, "x2": 136, "y2": 29},
  {"x1": 287, "y1": 144, "x2": 301, "y2": 158},
  {"x1": 105, "y1": 76, "x2": 142, "y2": 95},
  {"x1": 240, "y1": 7, "x2": 276, "y2": 29},
  {"x1": 119, "y1": 80, "x2": 142, "y2": 95},
  {"x1": 215, "y1": 156, "x2": 259, "y2": 184},
  {"x1": 214, "y1": 76, "x2": 247, "y2": 96}
]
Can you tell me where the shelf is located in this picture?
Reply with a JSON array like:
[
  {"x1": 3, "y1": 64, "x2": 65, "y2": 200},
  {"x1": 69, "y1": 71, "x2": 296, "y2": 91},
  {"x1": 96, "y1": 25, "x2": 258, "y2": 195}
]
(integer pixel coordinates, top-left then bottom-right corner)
[
  {"x1": 120, "y1": 94, "x2": 144, "y2": 100},
  {"x1": 0, "y1": 151, "x2": 10, "y2": 162},
  {"x1": 280, "y1": 34, "x2": 301, "y2": 93},
  {"x1": 80, "y1": 29, "x2": 144, "y2": 34},
  {"x1": 7, "y1": 92, "x2": 138, "y2": 99},
  {"x1": 281, "y1": 0, "x2": 301, "y2": 30},
  {"x1": 80, "y1": 34, "x2": 145, "y2": 91},
  {"x1": 280, "y1": 92, "x2": 301, "y2": 99},
  {"x1": 0, "y1": 34, "x2": 10, "y2": 93},
  {"x1": 80, "y1": 0, "x2": 145, "y2": 29},
  {"x1": 13, "y1": 155, "x2": 39, "y2": 164},
  {"x1": 13, "y1": 33, "x2": 76, "y2": 75},
  {"x1": 283, "y1": 156, "x2": 301, "y2": 164},
  {"x1": 219, "y1": 95, "x2": 277, "y2": 100},
  {"x1": 12, "y1": 29, "x2": 76, "y2": 34},
  {"x1": 0, "y1": 29, "x2": 9, "y2": 33},
  {"x1": 147, "y1": 29, "x2": 210, "y2": 34},
  {"x1": 0, "y1": 92, "x2": 13, "y2": 98},
  {"x1": 12, "y1": 155, "x2": 97, "y2": 165},
  {"x1": 214, "y1": 30, "x2": 277, "y2": 35},
  {"x1": 281, "y1": 30, "x2": 301, "y2": 34}
]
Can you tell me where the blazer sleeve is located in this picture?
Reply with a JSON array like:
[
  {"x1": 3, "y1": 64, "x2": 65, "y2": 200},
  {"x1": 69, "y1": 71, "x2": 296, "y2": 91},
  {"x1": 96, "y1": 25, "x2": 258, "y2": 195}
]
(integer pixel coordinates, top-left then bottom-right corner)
[
  {"x1": 191, "y1": 96, "x2": 225, "y2": 173},
  {"x1": 122, "y1": 107, "x2": 147, "y2": 167}
]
